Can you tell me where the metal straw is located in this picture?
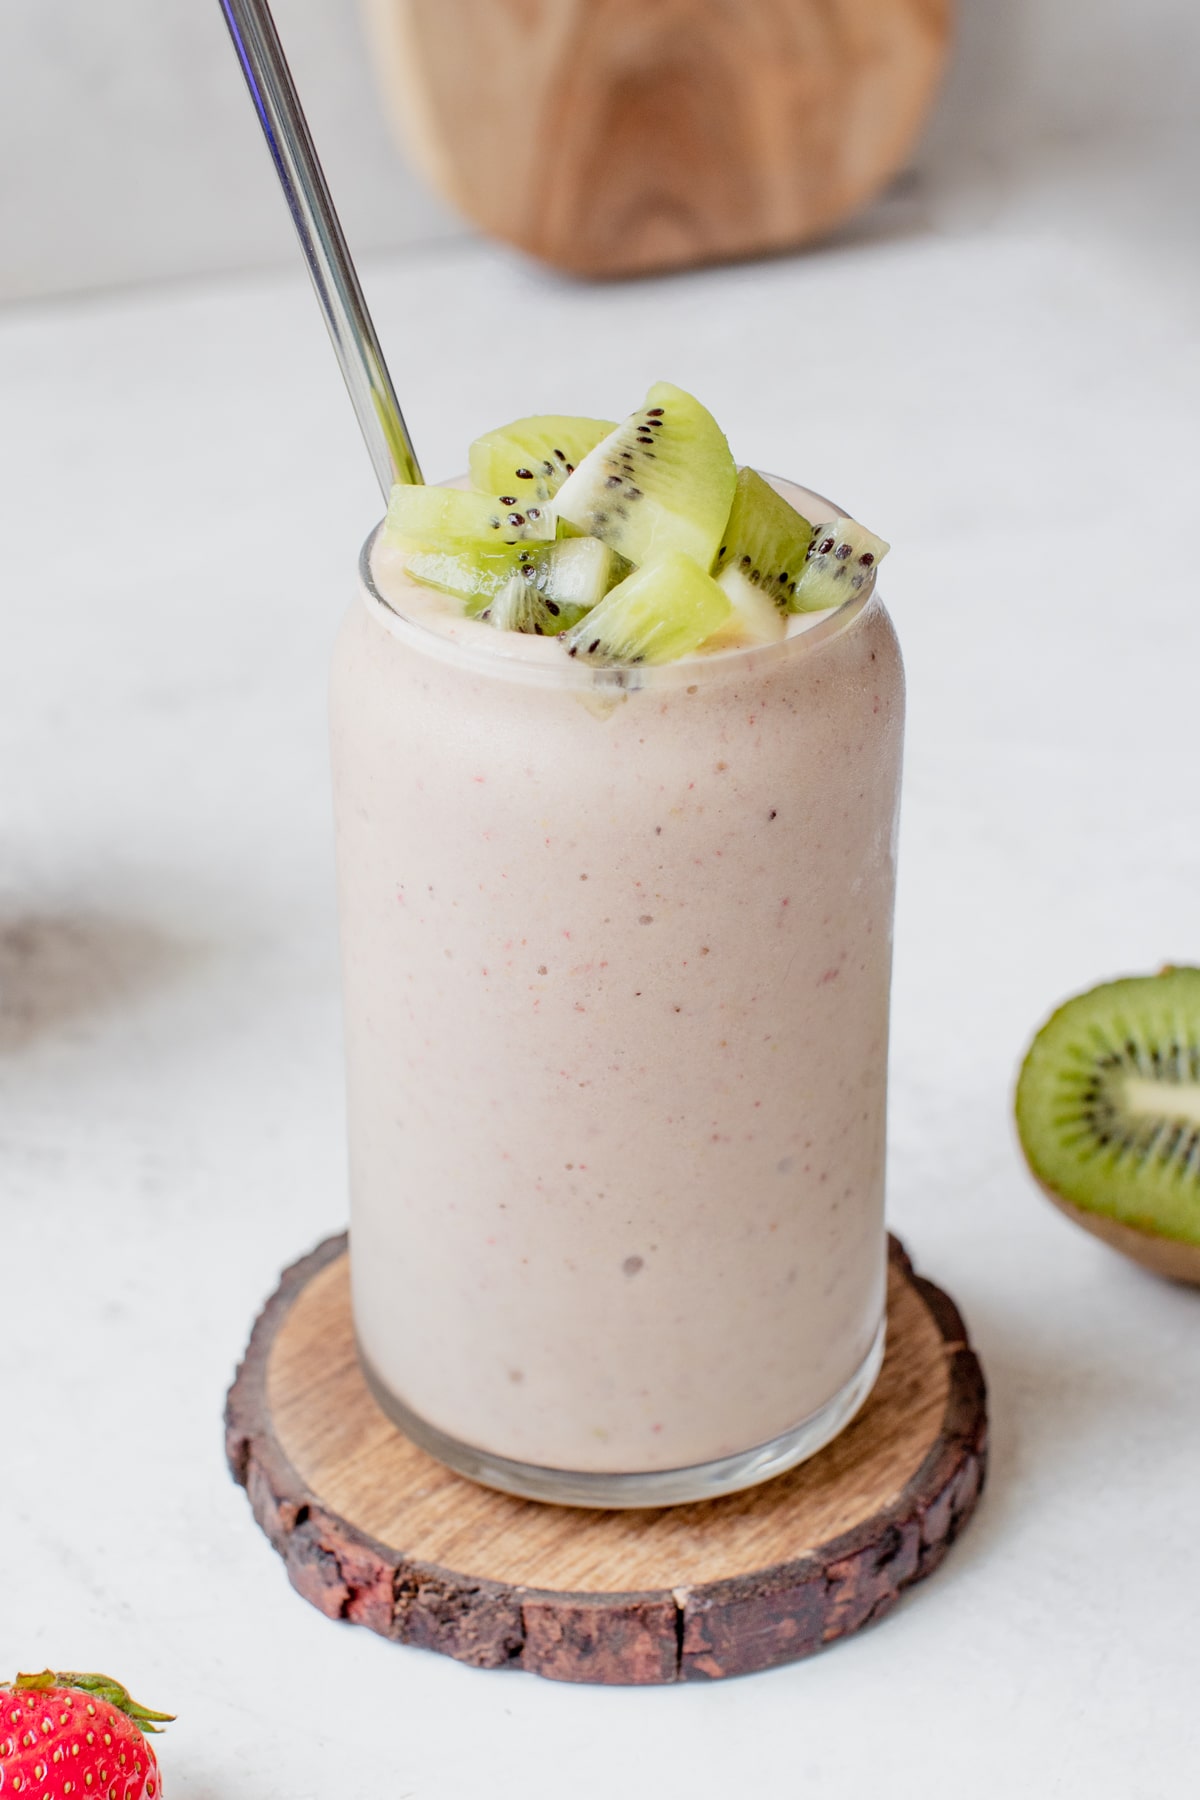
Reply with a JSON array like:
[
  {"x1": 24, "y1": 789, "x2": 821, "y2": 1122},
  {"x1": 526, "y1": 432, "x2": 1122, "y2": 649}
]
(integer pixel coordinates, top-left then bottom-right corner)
[{"x1": 219, "y1": 0, "x2": 423, "y2": 495}]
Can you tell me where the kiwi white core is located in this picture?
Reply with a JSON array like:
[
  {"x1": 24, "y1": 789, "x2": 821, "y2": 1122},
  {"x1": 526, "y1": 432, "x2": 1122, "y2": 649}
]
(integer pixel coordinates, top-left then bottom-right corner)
[{"x1": 1123, "y1": 1077, "x2": 1200, "y2": 1127}]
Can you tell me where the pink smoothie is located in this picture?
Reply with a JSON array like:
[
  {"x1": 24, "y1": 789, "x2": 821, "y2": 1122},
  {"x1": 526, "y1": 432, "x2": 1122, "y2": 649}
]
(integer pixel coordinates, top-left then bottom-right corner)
[{"x1": 330, "y1": 480, "x2": 904, "y2": 1487}]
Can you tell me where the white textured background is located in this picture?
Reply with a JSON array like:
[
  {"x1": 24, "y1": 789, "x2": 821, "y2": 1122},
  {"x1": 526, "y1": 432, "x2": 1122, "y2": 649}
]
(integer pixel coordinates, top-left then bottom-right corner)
[
  {"x1": 2, "y1": 1, "x2": 1199, "y2": 1796},
  {"x1": 1, "y1": 0, "x2": 1198, "y2": 301}
]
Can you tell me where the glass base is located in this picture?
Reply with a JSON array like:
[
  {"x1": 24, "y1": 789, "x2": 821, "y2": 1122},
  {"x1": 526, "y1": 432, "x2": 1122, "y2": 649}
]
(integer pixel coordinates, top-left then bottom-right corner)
[{"x1": 358, "y1": 1316, "x2": 886, "y2": 1509}]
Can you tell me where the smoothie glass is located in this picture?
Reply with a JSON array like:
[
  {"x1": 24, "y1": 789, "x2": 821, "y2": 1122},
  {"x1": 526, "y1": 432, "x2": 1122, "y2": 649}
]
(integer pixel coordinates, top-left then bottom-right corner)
[{"x1": 330, "y1": 479, "x2": 905, "y2": 1507}]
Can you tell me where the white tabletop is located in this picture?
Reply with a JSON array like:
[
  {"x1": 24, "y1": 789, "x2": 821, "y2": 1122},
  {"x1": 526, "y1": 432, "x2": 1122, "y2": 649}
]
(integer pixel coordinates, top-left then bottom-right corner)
[{"x1": 2, "y1": 162, "x2": 1198, "y2": 1795}]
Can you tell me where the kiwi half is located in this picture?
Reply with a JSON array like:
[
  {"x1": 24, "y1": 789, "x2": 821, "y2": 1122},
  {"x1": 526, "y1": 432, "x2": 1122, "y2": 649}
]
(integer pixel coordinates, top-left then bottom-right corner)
[
  {"x1": 554, "y1": 382, "x2": 737, "y2": 570},
  {"x1": 1015, "y1": 967, "x2": 1200, "y2": 1284}
]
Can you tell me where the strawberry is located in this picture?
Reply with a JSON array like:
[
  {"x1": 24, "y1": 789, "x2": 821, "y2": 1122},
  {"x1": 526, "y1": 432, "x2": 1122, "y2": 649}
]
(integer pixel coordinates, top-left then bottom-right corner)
[{"x1": 0, "y1": 1670, "x2": 172, "y2": 1799}]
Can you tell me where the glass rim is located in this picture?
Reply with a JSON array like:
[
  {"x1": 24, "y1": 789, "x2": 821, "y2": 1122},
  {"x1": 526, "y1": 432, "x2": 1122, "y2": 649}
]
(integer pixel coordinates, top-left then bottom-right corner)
[{"x1": 356, "y1": 476, "x2": 881, "y2": 692}]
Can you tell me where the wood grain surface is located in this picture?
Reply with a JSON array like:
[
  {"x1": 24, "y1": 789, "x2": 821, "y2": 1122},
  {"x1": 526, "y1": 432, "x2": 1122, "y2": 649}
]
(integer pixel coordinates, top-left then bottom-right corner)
[
  {"x1": 226, "y1": 1233, "x2": 986, "y2": 1682},
  {"x1": 361, "y1": 0, "x2": 954, "y2": 275}
]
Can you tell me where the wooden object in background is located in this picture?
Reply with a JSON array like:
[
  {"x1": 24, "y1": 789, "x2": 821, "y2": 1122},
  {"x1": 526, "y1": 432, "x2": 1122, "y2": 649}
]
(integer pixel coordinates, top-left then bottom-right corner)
[
  {"x1": 225, "y1": 1233, "x2": 987, "y2": 1683},
  {"x1": 360, "y1": 0, "x2": 954, "y2": 276}
]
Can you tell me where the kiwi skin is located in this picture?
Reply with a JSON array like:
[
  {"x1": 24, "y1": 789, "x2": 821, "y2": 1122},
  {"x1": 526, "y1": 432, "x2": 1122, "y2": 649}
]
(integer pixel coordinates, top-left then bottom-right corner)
[
  {"x1": 1033, "y1": 1185, "x2": 1200, "y2": 1286},
  {"x1": 1015, "y1": 966, "x2": 1200, "y2": 1286}
]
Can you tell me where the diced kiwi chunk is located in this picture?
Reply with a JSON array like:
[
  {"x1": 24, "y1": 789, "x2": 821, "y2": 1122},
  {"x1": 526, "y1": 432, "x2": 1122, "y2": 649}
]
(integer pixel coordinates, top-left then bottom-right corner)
[
  {"x1": 714, "y1": 468, "x2": 813, "y2": 641},
  {"x1": 478, "y1": 537, "x2": 626, "y2": 635},
  {"x1": 555, "y1": 382, "x2": 737, "y2": 571},
  {"x1": 792, "y1": 518, "x2": 889, "y2": 611},
  {"x1": 404, "y1": 542, "x2": 532, "y2": 603},
  {"x1": 562, "y1": 551, "x2": 731, "y2": 665},
  {"x1": 385, "y1": 483, "x2": 555, "y2": 548},
  {"x1": 468, "y1": 415, "x2": 617, "y2": 506},
  {"x1": 1015, "y1": 967, "x2": 1200, "y2": 1250},
  {"x1": 479, "y1": 573, "x2": 586, "y2": 637},
  {"x1": 407, "y1": 534, "x2": 624, "y2": 616},
  {"x1": 534, "y1": 536, "x2": 628, "y2": 608}
]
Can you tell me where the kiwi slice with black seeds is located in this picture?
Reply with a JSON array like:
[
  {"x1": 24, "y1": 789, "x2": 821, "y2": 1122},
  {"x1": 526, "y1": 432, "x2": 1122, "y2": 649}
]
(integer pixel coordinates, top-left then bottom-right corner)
[
  {"x1": 385, "y1": 484, "x2": 555, "y2": 547},
  {"x1": 792, "y1": 518, "x2": 888, "y2": 611},
  {"x1": 554, "y1": 382, "x2": 737, "y2": 571},
  {"x1": 468, "y1": 415, "x2": 617, "y2": 506},
  {"x1": 561, "y1": 551, "x2": 731, "y2": 665},
  {"x1": 407, "y1": 535, "x2": 625, "y2": 616},
  {"x1": 1015, "y1": 966, "x2": 1200, "y2": 1283},
  {"x1": 476, "y1": 538, "x2": 626, "y2": 634},
  {"x1": 404, "y1": 542, "x2": 531, "y2": 604},
  {"x1": 480, "y1": 572, "x2": 584, "y2": 636},
  {"x1": 714, "y1": 468, "x2": 814, "y2": 641}
]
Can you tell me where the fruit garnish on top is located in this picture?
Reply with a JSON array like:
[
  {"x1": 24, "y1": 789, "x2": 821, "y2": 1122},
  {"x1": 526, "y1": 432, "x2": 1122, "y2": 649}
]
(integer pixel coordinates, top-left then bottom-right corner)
[
  {"x1": 381, "y1": 382, "x2": 889, "y2": 665},
  {"x1": 1, "y1": 1669, "x2": 173, "y2": 1799}
]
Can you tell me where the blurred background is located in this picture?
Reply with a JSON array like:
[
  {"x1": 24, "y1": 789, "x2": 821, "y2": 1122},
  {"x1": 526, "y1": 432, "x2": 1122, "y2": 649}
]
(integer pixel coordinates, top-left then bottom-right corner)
[{"x1": 3, "y1": 0, "x2": 1197, "y2": 301}]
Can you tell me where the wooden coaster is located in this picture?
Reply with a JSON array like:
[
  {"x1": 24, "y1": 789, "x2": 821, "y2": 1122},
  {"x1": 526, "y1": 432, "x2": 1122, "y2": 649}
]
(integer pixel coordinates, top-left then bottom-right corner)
[
  {"x1": 226, "y1": 1234, "x2": 986, "y2": 1684},
  {"x1": 362, "y1": 0, "x2": 955, "y2": 277}
]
